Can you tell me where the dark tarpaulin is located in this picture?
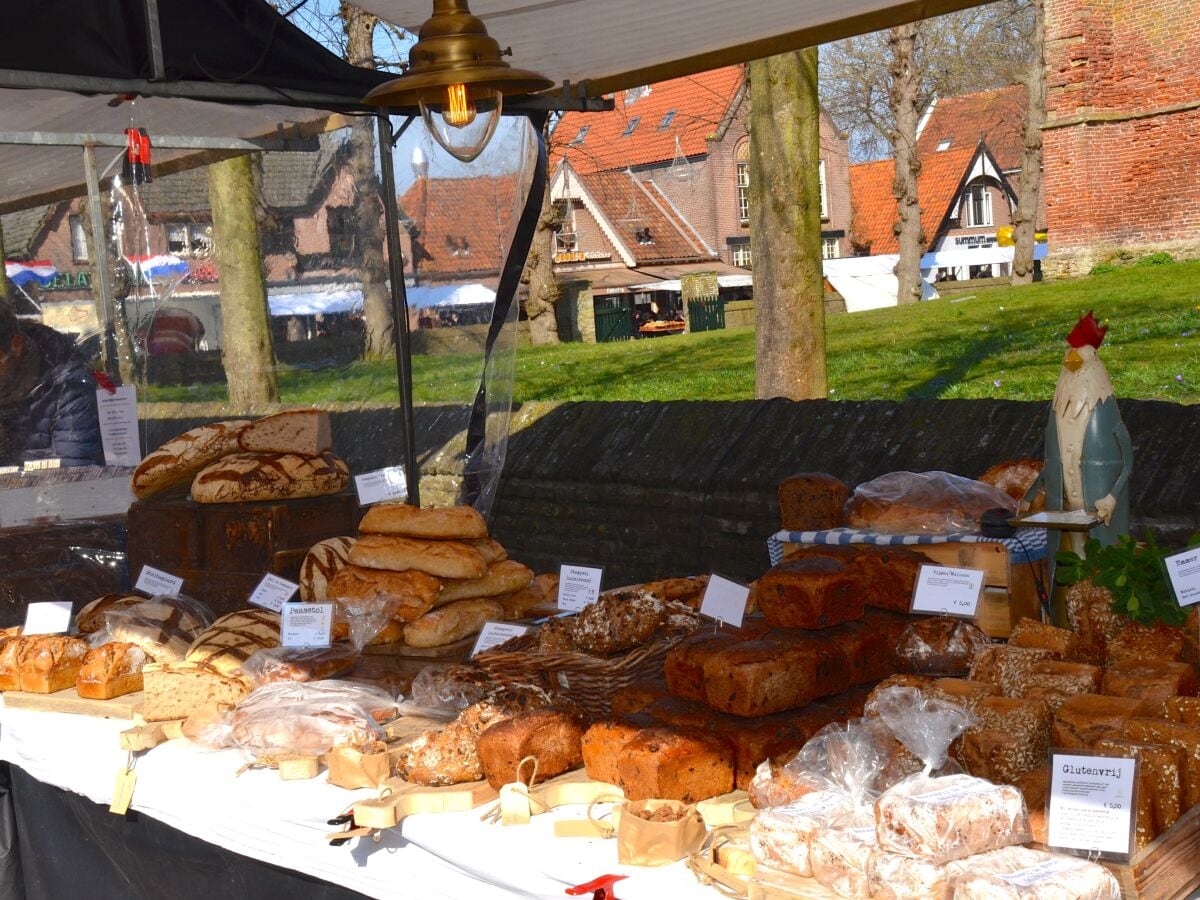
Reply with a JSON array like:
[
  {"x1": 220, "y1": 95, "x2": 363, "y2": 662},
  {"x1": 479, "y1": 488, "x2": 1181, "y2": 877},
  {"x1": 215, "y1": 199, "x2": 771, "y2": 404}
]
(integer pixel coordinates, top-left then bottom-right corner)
[
  {"x1": 4, "y1": 763, "x2": 368, "y2": 899},
  {"x1": 3, "y1": 0, "x2": 389, "y2": 106}
]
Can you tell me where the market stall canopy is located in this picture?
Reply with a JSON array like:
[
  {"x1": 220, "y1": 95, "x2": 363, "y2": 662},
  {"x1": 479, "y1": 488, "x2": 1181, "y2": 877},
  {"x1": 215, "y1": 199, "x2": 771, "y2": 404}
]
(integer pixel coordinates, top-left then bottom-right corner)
[
  {"x1": 265, "y1": 282, "x2": 496, "y2": 316},
  {"x1": 355, "y1": 0, "x2": 987, "y2": 97}
]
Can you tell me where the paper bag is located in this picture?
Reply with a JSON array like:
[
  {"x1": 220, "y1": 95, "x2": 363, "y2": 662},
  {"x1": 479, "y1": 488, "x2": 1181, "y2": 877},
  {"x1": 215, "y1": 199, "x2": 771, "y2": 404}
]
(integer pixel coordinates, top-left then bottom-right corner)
[
  {"x1": 325, "y1": 741, "x2": 391, "y2": 790},
  {"x1": 616, "y1": 799, "x2": 707, "y2": 866}
]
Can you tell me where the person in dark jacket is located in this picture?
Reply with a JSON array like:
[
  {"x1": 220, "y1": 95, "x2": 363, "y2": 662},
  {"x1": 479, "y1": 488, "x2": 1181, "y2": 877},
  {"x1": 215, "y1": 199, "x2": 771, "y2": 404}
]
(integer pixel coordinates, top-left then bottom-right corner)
[{"x1": 0, "y1": 303, "x2": 103, "y2": 467}]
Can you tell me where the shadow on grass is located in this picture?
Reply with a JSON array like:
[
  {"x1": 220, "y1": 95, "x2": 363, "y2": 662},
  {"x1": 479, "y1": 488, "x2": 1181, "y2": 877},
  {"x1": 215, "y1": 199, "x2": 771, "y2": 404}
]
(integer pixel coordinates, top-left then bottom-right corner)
[{"x1": 903, "y1": 334, "x2": 1009, "y2": 400}]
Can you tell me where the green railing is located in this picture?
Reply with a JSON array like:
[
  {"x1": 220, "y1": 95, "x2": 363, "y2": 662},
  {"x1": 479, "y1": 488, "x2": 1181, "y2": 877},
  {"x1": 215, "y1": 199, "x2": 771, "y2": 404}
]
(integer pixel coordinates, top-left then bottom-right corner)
[
  {"x1": 688, "y1": 297, "x2": 726, "y2": 333},
  {"x1": 594, "y1": 296, "x2": 633, "y2": 342}
]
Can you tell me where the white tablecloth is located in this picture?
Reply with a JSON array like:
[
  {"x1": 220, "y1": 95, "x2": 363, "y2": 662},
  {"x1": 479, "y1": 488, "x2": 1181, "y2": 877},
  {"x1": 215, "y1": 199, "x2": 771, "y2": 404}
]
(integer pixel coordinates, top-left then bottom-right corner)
[{"x1": 0, "y1": 704, "x2": 720, "y2": 900}]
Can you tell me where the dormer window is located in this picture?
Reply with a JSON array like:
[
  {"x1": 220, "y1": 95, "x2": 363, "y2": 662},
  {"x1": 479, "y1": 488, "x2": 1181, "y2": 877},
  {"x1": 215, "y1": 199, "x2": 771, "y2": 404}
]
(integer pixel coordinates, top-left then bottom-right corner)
[
  {"x1": 623, "y1": 117, "x2": 641, "y2": 136},
  {"x1": 658, "y1": 110, "x2": 676, "y2": 130},
  {"x1": 569, "y1": 126, "x2": 590, "y2": 146},
  {"x1": 936, "y1": 138, "x2": 952, "y2": 152}
]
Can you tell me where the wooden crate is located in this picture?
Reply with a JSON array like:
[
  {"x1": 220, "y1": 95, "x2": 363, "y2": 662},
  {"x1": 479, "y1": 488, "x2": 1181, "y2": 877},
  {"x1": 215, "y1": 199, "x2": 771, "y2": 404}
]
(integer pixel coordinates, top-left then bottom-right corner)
[{"x1": 1098, "y1": 801, "x2": 1200, "y2": 899}]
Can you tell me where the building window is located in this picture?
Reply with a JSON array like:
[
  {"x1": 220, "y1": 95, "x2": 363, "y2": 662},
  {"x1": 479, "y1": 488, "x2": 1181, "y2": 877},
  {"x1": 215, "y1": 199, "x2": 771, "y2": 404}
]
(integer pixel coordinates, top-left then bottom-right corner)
[
  {"x1": 658, "y1": 110, "x2": 676, "y2": 130},
  {"x1": 936, "y1": 138, "x2": 952, "y2": 152},
  {"x1": 165, "y1": 222, "x2": 212, "y2": 257},
  {"x1": 554, "y1": 202, "x2": 577, "y2": 252},
  {"x1": 732, "y1": 243, "x2": 752, "y2": 268},
  {"x1": 736, "y1": 162, "x2": 750, "y2": 224},
  {"x1": 69, "y1": 214, "x2": 88, "y2": 262},
  {"x1": 622, "y1": 117, "x2": 640, "y2": 136},
  {"x1": 822, "y1": 237, "x2": 840, "y2": 259},
  {"x1": 569, "y1": 126, "x2": 589, "y2": 146},
  {"x1": 326, "y1": 206, "x2": 355, "y2": 257},
  {"x1": 819, "y1": 159, "x2": 828, "y2": 220},
  {"x1": 961, "y1": 184, "x2": 993, "y2": 227}
]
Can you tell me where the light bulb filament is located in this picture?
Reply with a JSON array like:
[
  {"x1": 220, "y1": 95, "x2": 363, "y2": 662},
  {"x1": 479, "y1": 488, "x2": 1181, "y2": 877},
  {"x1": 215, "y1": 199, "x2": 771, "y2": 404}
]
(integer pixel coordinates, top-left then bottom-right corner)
[{"x1": 444, "y1": 83, "x2": 476, "y2": 128}]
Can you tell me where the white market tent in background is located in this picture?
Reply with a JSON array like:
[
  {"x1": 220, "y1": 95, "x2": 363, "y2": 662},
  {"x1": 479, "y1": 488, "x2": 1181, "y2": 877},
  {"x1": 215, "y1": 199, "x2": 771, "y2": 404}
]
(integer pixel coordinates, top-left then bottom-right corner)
[{"x1": 267, "y1": 283, "x2": 495, "y2": 316}]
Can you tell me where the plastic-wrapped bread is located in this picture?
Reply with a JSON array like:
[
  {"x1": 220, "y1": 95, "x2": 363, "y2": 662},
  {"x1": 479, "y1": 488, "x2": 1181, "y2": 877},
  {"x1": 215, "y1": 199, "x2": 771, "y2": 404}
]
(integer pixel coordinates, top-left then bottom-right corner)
[
  {"x1": 809, "y1": 812, "x2": 878, "y2": 898},
  {"x1": 875, "y1": 773, "x2": 1031, "y2": 865},
  {"x1": 868, "y1": 851, "x2": 976, "y2": 900},
  {"x1": 950, "y1": 846, "x2": 1120, "y2": 899},
  {"x1": 749, "y1": 790, "x2": 853, "y2": 878}
]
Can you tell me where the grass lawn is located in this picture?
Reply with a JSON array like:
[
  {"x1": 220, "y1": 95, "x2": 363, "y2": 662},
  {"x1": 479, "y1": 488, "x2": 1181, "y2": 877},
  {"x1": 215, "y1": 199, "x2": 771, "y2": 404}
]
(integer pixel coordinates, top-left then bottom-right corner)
[{"x1": 144, "y1": 259, "x2": 1200, "y2": 406}]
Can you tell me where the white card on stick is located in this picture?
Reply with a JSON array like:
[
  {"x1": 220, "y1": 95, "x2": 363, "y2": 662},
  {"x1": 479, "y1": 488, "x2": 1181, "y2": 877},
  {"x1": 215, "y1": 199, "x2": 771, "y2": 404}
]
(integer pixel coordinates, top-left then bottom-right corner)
[
  {"x1": 910, "y1": 564, "x2": 985, "y2": 618},
  {"x1": 24, "y1": 601, "x2": 73, "y2": 635},
  {"x1": 1047, "y1": 751, "x2": 1137, "y2": 860},
  {"x1": 1164, "y1": 547, "x2": 1200, "y2": 607},
  {"x1": 280, "y1": 603, "x2": 333, "y2": 649},
  {"x1": 471, "y1": 622, "x2": 530, "y2": 657},
  {"x1": 96, "y1": 385, "x2": 142, "y2": 467},
  {"x1": 249, "y1": 573, "x2": 300, "y2": 613},
  {"x1": 135, "y1": 565, "x2": 184, "y2": 596},
  {"x1": 699, "y1": 574, "x2": 750, "y2": 628},
  {"x1": 557, "y1": 564, "x2": 604, "y2": 612},
  {"x1": 354, "y1": 466, "x2": 408, "y2": 506}
]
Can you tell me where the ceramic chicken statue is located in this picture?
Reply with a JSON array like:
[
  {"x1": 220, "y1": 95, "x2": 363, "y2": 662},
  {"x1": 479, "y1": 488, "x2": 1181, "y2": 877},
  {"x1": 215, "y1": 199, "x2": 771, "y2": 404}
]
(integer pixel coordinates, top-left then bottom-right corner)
[{"x1": 1026, "y1": 311, "x2": 1133, "y2": 558}]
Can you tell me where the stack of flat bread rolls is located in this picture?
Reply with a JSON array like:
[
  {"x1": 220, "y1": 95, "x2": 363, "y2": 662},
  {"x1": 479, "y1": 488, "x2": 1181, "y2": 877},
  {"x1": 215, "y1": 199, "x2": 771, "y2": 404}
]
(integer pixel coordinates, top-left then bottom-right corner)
[{"x1": 301, "y1": 503, "x2": 550, "y2": 648}]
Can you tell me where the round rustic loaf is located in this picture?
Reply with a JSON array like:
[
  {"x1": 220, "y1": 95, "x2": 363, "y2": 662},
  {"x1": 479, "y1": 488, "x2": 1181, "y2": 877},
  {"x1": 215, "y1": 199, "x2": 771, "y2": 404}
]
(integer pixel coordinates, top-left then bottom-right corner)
[
  {"x1": 132, "y1": 420, "x2": 250, "y2": 499},
  {"x1": 76, "y1": 593, "x2": 144, "y2": 634},
  {"x1": 299, "y1": 536, "x2": 356, "y2": 602},
  {"x1": 190, "y1": 451, "x2": 349, "y2": 504},
  {"x1": 185, "y1": 609, "x2": 281, "y2": 676},
  {"x1": 978, "y1": 458, "x2": 1046, "y2": 512}
]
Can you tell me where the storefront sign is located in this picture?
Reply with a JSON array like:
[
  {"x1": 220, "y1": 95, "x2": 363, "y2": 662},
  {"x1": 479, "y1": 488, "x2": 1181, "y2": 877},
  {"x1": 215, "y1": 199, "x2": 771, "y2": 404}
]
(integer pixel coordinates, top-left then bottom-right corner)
[
  {"x1": 249, "y1": 574, "x2": 300, "y2": 613},
  {"x1": 1047, "y1": 751, "x2": 1136, "y2": 860},
  {"x1": 354, "y1": 466, "x2": 408, "y2": 506},
  {"x1": 471, "y1": 622, "x2": 530, "y2": 657},
  {"x1": 948, "y1": 234, "x2": 997, "y2": 249},
  {"x1": 280, "y1": 603, "x2": 333, "y2": 649},
  {"x1": 910, "y1": 564, "x2": 984, "y2": 617},
  {"x1": 557, "y1": 564, "x2": 604, "y2": 612},
  {"x1": 23, "y1": 601, "x2": 73, "y2": 635},
  {"x1": 699, "y1": 574, "x2": 750, "y2": 628},
  {"x1": 97, "y1": 385, "x2": 142, "y2": 467},
  {"x1": 1164, "y1": 547, "x2": 1200, "y2": 607},
  {"x1": 135, "y1": 565, "x2": 185, "y2": 597},
  {"x1": 22, "y1": 458, "x2": 61, "y2": 472}
]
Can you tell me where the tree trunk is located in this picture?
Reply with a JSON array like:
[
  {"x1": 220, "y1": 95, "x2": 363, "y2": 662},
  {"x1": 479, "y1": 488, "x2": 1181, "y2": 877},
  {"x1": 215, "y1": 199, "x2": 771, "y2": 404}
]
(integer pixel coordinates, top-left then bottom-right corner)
[
  {"x1": 342, "y1": 3, "x2": 395, "y2": 360},
  {"x1": 1011, "y1": 0, "x2": 1046, "y2": 286},
  {"x1": 522, "y1": 169, "x2": 562, "y2": 345},
  {"x1": 750, "y1": 49, "x2": 828, "y2": 400},
  {"x1": 208, "y1": 155, "x2": 279, "y2": 408},
  {"x1": 889, "y1": 23, "x2": 924, "y2": 305}
]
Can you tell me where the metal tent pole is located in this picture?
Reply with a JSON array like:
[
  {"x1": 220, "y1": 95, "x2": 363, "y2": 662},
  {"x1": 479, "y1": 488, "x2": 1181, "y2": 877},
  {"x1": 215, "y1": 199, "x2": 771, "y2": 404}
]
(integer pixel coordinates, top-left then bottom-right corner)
[
  {"x1": 377, "y1": 112, "x2": 420, "y2": 507},
  {"x1": 82, "y1": 144, "x2": 118, "y2": 379}
]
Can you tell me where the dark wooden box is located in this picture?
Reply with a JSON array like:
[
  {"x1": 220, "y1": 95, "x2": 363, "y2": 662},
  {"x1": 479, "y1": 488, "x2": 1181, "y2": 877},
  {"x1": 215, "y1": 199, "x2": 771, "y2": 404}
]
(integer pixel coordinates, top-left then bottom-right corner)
[{"x1": 126, "y1": 491, "x2": 359, "y2": 616}]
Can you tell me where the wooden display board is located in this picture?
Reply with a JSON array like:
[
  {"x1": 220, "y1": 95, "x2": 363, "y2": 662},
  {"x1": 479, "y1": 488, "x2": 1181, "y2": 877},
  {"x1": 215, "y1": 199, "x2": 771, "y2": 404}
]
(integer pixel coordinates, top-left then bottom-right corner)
[
  {"x1": 1095, "y1": 802, "x2": 1200, "y2": 900},
  {"x1": 3, "y1": 687, "x2": 142, "y2": 719}
]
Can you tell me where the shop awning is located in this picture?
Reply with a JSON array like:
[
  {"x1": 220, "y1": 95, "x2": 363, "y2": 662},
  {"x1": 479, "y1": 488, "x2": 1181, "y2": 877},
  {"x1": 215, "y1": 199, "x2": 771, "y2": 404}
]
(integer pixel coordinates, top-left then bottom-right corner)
[
  {"x1": 557, "y1": 267, "x2": 664, "y2": 290},
  {"x1": 627, "y1": 273, "x2": 754, "y2": 292}
]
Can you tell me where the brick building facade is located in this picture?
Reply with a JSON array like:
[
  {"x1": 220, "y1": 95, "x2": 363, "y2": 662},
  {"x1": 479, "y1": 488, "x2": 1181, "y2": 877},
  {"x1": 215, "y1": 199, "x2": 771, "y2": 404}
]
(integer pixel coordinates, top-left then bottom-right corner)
[{"x1": 1042, "y1": 0, "x2": 1200, "y2": 276}]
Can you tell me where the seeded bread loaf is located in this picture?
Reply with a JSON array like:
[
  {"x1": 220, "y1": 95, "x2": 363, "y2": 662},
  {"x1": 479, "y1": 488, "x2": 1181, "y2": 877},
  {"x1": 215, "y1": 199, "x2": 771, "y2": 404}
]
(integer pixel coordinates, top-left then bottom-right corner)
[
  {"x1": 131, "y1": 420, "x2": 250, "y2": 498},
  {"x1": 394, "y1": 699, "x2": 521, "y2": 786},
  {"x1": 76, "y1": 642, "x2": 147, "y2": 700},
  {"x1": 237, "y1": 409, "x2": 331, "y2": 456},
  {"x1": 191, "y1": 451, "x2": 349, "y2": 504},
  {"x1": 777, "y1": 473, "x2": 849, "y2": 531},
  {"x1": 970, "y1": 645, "x2": 1055, "y2": 697},
  {"x1": 1106, "y1": 621, "x2": 1185, "y2": 664},
  {"x1": 1007, "y1": 617, "x2": 1082, "y2": 661},
  {"x1": 476, "y1": 707, "x2": 586, "y2": 789},
  {"x1": 1102, "y1": 658, "x2": 1198, "y2": 708},
  {"x1": 1024, "y1": 660, "x2": 1103, "y2": 709},
  {"x1": 1052, "y1": 693, "x2": 1151, "y2": 749},
  {"x1": 185, "y1": 609, "x2": 281, "y2": 677},
  {"x1": 924, "y1": 677, "x2": 1001, "y2": 712},
  {"x1": 298, "y1": 536, "x2": 355, "y2": 602},
  {"x1": 960, "y1": 696, "x2": 1051, "y2": 783},
  {"x1": 19, "y1": 635, "x2": 89, "y2": 693},
  {"x1": 357, "y1": 502, "x2": 488, "y2": 540},
  {"x1": 1164, "y1": 696, "x2": 1200, "y2": 726},
  {"x1": 1124, "y1": 717, "x2": 1200, "y2": 807},
  {"x1": 349, "y1": 534, "x2": 487, "y2": 580},
  {"x1": 615, "y1": 725, "x2": 735, "y2": 802},
  {"x1": 1095, "y1": 738, "x2": 1186, "y2": 848}
]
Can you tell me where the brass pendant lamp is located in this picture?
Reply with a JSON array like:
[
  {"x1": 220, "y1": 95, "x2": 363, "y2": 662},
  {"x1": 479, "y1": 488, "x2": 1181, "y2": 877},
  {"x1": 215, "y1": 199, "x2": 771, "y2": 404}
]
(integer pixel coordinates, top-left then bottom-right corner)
[{"x1": 364, "y1": 0, "x2": 553, "y2": 162}]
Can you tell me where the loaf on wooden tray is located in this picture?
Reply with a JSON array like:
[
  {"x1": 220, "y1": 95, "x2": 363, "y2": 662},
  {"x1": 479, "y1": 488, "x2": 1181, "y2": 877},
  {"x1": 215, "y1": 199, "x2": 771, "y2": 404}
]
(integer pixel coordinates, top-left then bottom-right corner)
[
  {"x1": 237, "y1": 409, "x2": 331, "y2": 456},
  {"x1": 185, "y1": 609, "x2": 280, "y2": 676},
  {"x1": 755, "y1": 557, "x2": 865, "y2": 629},
  {"x1": 76, "y1": 642, "x2": 146, "y2": 699},
  {"x1": 142, "y1": 661, "x2": 249, "y2": 721},
  {"x1": 0, "y1": 637, "x2": 32, "y2": 691},
  {"x1": 19, "y1": 636, "x2": 90, "y2": 693},
  {"x1": 191, "y1": 451, "x2": 349, "y2": 504},
  {"x1": 1095, "y1": 738, "x2": 1186, "y2": 848},
  {"x1": 357, "y1": 502, "x2": 489, "y2": 540},
  {"x1": 476, "y1": 707, "x2": 585, "y2": 789},
  {"x1": 298, "y1": 536, "x2": 355, "y2": 602},
  {"x1": 777, "y1": 473, "x2": 849, "y2": 531},
  {"x1": 349, "y1": 534, "x2": 487, "y2": 580},
  {"x1": 1051, "y1": 693, "x2": 1151, "y2": 749},
  {"x1": 131, "y1": 419, "x2": 250, "y2": 498},
  {"x1": 615, "y1": 724, "x2": 735, "y2": 802},
  {"x1": 325, "y1": 565, "x2": 442, "y2": 621}
]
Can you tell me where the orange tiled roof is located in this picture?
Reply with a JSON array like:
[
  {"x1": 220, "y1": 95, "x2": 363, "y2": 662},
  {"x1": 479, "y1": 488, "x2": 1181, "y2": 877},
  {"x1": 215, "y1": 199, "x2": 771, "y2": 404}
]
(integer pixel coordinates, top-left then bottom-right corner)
[
  {"x1": 554, "y1": 66, "x2": 745, "y2": 175},
  {"x1": 576, "y1": 169, "x2": 714, "y2": 264},
  {"x1": 398, "y1": 174, "x2": 519, "y2": 279},
  {"x1": 916, "y1": 85, "x2": 1026, "y2": 173},
  {"x1": 849, "y1": 145, "x2": 977, "y2": 255}
]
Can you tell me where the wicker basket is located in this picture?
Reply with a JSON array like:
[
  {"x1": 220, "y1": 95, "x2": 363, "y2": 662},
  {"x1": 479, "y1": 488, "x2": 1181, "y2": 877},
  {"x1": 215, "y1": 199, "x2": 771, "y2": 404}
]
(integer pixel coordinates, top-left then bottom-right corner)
[{"x1": 475, "y1": 630, "x2": 689, "y2": 718}]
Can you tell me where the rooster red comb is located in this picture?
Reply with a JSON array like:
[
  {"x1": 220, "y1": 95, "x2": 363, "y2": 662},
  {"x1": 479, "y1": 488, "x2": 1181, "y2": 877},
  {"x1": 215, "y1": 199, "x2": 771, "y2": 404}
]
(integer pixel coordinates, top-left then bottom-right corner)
[{"x1": 1067, "y1": 310, "x2": 1107, "y2": 349}]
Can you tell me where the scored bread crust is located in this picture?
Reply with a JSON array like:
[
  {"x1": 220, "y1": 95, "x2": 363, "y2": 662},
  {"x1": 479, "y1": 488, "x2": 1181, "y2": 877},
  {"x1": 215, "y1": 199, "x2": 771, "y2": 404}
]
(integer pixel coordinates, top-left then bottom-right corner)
[
  {"x1": 349, "y1": 534, "x2": 487, "y2": 580},
  {"x1": 185, "y1": 609, "x2": 281, "y2": 676},
  {"x1": 403, "y1": 598, "x2": 502, "y2": 648},
  {"x1": 438, "y1": 560, "x2": 534, "y2": 604},
  {"x1": 298, "y1": 537, "x2": 356, "y2": 602},
  {"x1": 132, "y1": 420, "x2": 250, "y2": 499},
  {"x1": 325, "y1": 565, "x2": 442, "y2": 622},
  {"x1": 190, "y1": 451, "x2": 349, "y2": 504},
  {"x1": 75, "y1": 593, "x2": 144, "y2": 634},
  {"x1": 238, "y1": 409, "x2": 332, "y2": 456},
  {"x1": 76, "y1": 642, "x2": 146, "y2": 699},
  {"x1": 358, "y1": 502, "x2": 488, "y2": 540}
]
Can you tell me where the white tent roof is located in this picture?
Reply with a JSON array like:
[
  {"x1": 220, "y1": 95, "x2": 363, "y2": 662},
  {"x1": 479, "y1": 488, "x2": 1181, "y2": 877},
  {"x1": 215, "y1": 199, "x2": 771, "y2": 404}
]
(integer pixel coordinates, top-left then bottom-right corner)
[
  {"x1": 356, "y1": 0, "x2": 982, "y2": 96},
  {"x1": 266, "y1": 282, "x2": 496, "y2": 316}
]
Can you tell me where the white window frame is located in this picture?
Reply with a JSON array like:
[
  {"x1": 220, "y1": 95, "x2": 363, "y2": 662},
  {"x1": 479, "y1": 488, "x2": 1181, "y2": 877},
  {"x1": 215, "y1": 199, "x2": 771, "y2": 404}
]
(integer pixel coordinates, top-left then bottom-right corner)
[
  {"x1": 822, "y1": 237, "x2": 840, "y2": 259},
  {"x1": 736, "y1": 162, "x2": 750, "y2": 224},
  {"x1": 732, "y1": 242, "x2": 752, "y2": 268},
  {"x1": 961, "y1": 184, "x2": 994, "y2": 228},
  {"x1": 68, "y1": 214, "x2": 89, "y2": 263},
  {"x1": 819, "y1": 159, "x2": 828, "y2": 220},
  {"x1": 166, "y1": 221, "x2": 212, "y2": 257}
]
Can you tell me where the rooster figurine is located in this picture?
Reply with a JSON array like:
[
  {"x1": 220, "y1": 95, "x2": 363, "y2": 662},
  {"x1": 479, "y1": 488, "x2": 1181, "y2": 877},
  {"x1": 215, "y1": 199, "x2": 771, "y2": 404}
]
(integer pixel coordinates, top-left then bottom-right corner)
[{"x1": 1026, "y1": 311, "x2": 1133, "y2": 561}]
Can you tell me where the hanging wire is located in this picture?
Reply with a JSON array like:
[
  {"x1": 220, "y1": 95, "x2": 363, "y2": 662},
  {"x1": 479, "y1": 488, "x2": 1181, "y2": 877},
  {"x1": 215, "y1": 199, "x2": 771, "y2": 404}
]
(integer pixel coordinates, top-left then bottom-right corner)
[
  {"x1": 616, "y1": 167, "x2": 646, "y2": 225},
  {"x1": 667, "y1": 134, "x2": 694, "y2": 183}
]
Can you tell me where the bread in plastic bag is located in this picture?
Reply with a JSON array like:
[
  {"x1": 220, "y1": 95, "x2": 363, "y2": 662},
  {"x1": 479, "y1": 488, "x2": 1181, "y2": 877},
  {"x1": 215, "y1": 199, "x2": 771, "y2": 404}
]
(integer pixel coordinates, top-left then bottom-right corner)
[
  {"x1": 749, "y1": 790, "x2": 853, "y2": 877},
  {"x1": 181, "y1": 704, "x2": 235, "y2": 751},
  {"x1": 332, "y1": 595, "x2": 394, "y2": 652},
  {"x1": 229, "y1": 680, "x2": 400, "y2": 760},
  {"x1": 896, "y1": 617, "x2": 994, "y2": 676},
  {"x1": 868, "y1": 849, "x2": 971, "y2": 900},
  {"x1": 102, "y1": 594, "x2": 215, "y2": 662},
  {"x1": 809, "y1": 810, "x2": 878, "y2": 898},
  {"x1": 236, "y1": 645, "x2": 359, "y2": 688},
  {"x1": 398, "y1": 664, "x2": 492, "y2": 719},
  {"x1": 844, "y1": 471, "x2": 1017, "y2": 534},
  {"x1": 950, "y1": 846, "x2": 1121, "y2": 899}
]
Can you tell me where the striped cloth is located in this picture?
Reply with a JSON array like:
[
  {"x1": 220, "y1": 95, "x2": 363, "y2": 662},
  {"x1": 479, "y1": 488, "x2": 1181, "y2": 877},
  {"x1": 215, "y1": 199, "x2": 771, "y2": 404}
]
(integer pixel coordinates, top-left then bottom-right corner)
[{"x1": 768, "y1": 527, "x2": 1048, "y2": 567}]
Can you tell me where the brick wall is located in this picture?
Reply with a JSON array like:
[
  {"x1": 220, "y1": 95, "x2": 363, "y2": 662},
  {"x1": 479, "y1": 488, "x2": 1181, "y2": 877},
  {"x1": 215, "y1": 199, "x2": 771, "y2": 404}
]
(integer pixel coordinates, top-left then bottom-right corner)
[{"x1": 1043, "y1": 0, "x2": 1200, "y2": 276}]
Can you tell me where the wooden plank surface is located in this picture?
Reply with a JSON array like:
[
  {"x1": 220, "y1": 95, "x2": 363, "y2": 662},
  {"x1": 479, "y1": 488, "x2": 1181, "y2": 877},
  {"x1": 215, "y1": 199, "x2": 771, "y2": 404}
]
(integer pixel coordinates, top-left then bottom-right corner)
[
  {"x1": 363, "y1": 635, "x2": 475, "y2": 659},
  {"x1": 1101, "y1": 800, "x2": 1200, "y2": 899},
  {"x1": 4, "y1": 687, "x2": 142, "y2": 719}
]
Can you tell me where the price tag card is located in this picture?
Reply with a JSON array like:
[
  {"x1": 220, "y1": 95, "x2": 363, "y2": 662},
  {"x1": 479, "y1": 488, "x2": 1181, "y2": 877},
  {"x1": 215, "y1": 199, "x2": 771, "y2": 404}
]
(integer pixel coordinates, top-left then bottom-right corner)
[
  {"x1": 280, "y1": 603, "x2": 333, "y2": 649},
  {"x1": 1164, "y1": 547, "x2": 1200, "y2": 607},
  {"x1": 249, "y1": 574, "x2": 299, "y2": 613},
  {"x1": 1047, "y1": 751, "x2": 1137, "y2": 861},
  {"x1": 24, "y1": 601, "x2": 73, "y2": 635},
  {"x1": 22, "y1": 458, "x2": 61, "y2": 472},
  {"x1": 135, "y1": 565, "x2": 184, "y2": 597},
  {"x1": 0, "y1": 466, "x2": 19, "y2": 476},
  {"x1": 557, "y1": 564, "x2": 604, "y2": 612},
  {"x1": 97, "y1": 385, "x2": 142, "y2": 467},
  {"x1": 354, "y1": 466, "x2": 408, "y2": 506},
  {"x1": 471, "y1": 622, "x2": 530, "y2": 657},
  {"x1": 910, "y1": 564, "x2": 985, "y2": 618},
  {"x1": 699, "y1": 574, "x2": 750, "y2": 628}
]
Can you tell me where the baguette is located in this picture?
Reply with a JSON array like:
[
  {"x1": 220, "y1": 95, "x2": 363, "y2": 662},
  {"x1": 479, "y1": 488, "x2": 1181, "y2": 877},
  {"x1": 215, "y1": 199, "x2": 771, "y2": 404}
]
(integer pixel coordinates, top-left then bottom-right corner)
[
  {"x1": 132, "y1": 420, "x2": 250, "y2": 498},
  {"x1": 357, "y1": 502, "x2": 488, "y2": 539},
  {"x1": 237, "y1": 409, "x2": 332, "y2": 456},
  {"x1": 325, "y1": 565, "x2": 442, "y2": 622},
  {"x1": 438, "y1": 560, "x2": 534, "y2": 604},
  {"x1": 191, "y1": 451, "x2": 349, "y2": 504},
  {"x1": 403, "y1": 598, "x2": 503, "y2": 648},
  {"x1": 349, "y1": 534, "x2": 487, "y2": 580}
]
